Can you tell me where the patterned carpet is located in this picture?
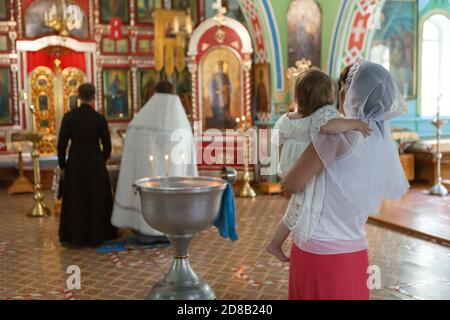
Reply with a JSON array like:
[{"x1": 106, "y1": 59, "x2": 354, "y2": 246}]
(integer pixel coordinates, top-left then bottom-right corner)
[{"x1": 0, "y1": 190, "x2": 449, "y2": 300}]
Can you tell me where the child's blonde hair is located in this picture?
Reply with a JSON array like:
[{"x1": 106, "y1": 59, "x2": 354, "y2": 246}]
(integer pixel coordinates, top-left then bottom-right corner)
[{"x1": 295, "y1": 68, "x2": 336, "y2": 117}]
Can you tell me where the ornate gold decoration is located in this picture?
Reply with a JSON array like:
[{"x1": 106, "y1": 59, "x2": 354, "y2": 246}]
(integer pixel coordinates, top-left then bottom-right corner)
[
  {"x1": 44, "y1": 0, "x2": 83, "y2": 37},
  {"x1": 61, "y1": 67, "x2": 86, "y2": 114},
  {"x1": 24, "y1": 121, "x2": 52, "y2": 217},
  {"x1": 236, "y1": 117, "x2": 256, "y2": 198},
  {"x1": 154, "y1": 9, "x2": 193, "y2": 77},
  {"x1": 54, "y1": 58, "x2": 62, "y2": 74},
  {"x1": 30, "y1": 67, "x2": 56, "y2": 155},
  {"x1": 215, "y1": 28, "x2": 226, "y2": 44}
]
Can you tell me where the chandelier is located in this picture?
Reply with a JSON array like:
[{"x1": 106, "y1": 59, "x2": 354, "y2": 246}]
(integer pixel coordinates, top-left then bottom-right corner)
[{"x1": 44, "y1": 0, "x2": 83, "y2": 37}]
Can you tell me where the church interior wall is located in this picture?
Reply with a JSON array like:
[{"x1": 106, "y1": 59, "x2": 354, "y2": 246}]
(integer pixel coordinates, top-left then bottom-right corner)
[
  {"x1": 0, "y1": 0, "x2": 449, "y2": 160},
  {"x1": 266, "y1": 0, "x2": 450, "y2": 138}
]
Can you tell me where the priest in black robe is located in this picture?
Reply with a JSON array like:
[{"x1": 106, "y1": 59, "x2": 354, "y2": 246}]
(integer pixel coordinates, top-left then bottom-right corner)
[{"x1": 57, "y1": 83, "x2": 117, "y2": 247}]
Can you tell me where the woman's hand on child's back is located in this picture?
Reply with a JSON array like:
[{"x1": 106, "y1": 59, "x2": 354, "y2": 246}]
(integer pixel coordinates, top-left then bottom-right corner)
[{"x1": 353, "y1": 120, "x2": 372, "y2": 137}]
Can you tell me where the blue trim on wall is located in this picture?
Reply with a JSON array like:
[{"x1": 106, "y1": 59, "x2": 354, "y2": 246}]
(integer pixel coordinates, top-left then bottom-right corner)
[
  {"x1": 328, "y1": 0, "x2": 347, "y2": 75},
  {"x1": 261, "y1": 0, "x2": 283, "y2": 91}
]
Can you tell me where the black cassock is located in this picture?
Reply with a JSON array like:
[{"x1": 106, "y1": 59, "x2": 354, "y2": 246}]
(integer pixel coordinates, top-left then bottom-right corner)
[{"x1": 57, "y1": 104, "x2": 117, "y2": 246}]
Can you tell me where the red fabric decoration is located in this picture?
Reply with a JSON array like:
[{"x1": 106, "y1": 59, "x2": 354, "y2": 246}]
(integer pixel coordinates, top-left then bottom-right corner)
[
  {"x1": 0, "y1": 131, "x2": 6, "y2": 152},
  {"x1": 110, "y1": 18, "x2": 123, "y2": 39},
  {"x1": 26, "y1": 50, "x2": 86, "y2": 74}
]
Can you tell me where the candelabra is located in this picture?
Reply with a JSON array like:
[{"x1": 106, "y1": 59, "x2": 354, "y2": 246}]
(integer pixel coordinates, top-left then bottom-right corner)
[
  {"x1": 44, "y1": 0, "x2": 83, "y2": 37},
  {"x1": 429, "y1": 95, "x2": 448, "y2": 197},
  {"x1": 236, "y1": 116, "x2": 256, "y2": 198},
  {"x1": 29, "y1": 106, "x2": 51, "y2": 217}
]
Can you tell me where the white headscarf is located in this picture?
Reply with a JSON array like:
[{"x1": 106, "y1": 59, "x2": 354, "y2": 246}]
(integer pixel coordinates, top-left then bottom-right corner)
[
  {"x1": 344, "y1": 59, "x2": 405, "y2": 134},
  {"x1": 312, "y1": 60, "x2": 409, "y2": 215}
]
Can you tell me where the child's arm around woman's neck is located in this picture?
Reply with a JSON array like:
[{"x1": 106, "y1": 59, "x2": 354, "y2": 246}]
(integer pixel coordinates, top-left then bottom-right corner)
[{"x1": 286, "y1": 112, "x2": 304, "y2": 120}]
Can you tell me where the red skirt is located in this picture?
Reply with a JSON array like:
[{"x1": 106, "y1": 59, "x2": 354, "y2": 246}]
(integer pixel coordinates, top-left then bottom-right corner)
[{"x1": 289, "y1": 244, "x2": 370, "y2": 300}]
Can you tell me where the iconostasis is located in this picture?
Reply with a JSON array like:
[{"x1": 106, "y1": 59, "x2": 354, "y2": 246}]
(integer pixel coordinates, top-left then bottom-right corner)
[{"x1": 0, "y1": 0, "x2": 208, "y2": 155}]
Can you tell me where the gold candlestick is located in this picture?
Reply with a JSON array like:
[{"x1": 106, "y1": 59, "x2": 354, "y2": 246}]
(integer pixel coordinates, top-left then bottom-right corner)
[
  {"x1": 28, "y1": 107, "x2": 51, "y2": 217},
  {"x1": 237, "y1": 116, "x2": 256, "y2": 198}
]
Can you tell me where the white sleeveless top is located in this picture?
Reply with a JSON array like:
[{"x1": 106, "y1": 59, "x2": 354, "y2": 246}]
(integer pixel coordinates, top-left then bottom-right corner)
[{"x1": 273, "y1": 105, "x2": 341, "y2": 241}]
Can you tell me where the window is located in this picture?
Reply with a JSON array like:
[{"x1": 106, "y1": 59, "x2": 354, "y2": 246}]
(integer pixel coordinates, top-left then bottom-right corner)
[{"x1": 421, "y1": 14, "x2": 450, "y2": 117}]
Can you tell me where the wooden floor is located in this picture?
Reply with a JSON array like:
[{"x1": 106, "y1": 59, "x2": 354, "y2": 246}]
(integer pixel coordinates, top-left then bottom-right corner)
[{"x1": 371, "y1": 186, "x2": 450, "y2": 245}]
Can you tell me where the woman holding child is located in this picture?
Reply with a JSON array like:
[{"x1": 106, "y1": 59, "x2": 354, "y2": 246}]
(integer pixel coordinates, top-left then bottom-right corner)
[{"x1": 267, "y1": 60, "x2": 409, "y2": 300}]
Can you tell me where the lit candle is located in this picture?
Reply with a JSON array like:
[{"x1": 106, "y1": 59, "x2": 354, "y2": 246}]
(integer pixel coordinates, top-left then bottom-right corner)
[
  {"x1": 235, "y1": 117, "x2": 241, "y2": 129},
  {"x1": 149, "y1": 155, "x2": 154, "y2": 176},
  {"x1": 164, "y1": 154, "x2": 169, "y2": 176}
]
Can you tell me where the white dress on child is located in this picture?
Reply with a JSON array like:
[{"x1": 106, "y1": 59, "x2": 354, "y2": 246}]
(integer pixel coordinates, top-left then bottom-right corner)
[{"x1": 273, "y1": 105, "x2": 341, "y2": 241}]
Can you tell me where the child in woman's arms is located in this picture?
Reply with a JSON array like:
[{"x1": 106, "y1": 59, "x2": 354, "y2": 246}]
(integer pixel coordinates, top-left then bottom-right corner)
[{"x1": 266, "y1": 68, "x2": 372, "y2": 262}]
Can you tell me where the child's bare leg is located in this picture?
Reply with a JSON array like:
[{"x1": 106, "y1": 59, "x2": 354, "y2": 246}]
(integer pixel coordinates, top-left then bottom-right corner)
[{"x1": 266, "y1": 221, "x2": 290, "y2": 262}]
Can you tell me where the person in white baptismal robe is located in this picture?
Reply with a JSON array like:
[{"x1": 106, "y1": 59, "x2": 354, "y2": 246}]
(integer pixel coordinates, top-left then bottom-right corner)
[{"x1": 111, "y1": 81, "x2": 198, "y2": 243}]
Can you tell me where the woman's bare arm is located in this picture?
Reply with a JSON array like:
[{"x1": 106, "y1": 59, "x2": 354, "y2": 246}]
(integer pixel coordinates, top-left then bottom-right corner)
[
  {"x1": 281, "y1": 143, "x2": 324, "y2": 194},
  {"x1": 321, "y1": 118, "x2": 372, "y2": 137}
]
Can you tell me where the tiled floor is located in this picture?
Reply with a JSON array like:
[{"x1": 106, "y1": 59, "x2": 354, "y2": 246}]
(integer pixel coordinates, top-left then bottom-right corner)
[{"x1": 0, "y1": 190, "x2": 449, "y2": 300}]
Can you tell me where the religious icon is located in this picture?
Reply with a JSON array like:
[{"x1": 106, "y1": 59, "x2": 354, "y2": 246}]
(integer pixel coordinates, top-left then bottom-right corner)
[
  {"x1": 100, "y1": 0, "x2": 130, "y2": 24},
  {"x1": 25, "y1": 0, "x2": 88, "y2": 38},
  {"x1": 0, "y1": 35, "x2": 7, "y2": 52},
  {"x1": 201, "y1": 48, "x2": 241, "y2": 129},
  {"x1": 164, "y1": 20, "x2": 176, "y2": 38},
  {"x1": 40, "y1": 119, "x2": 50, "y2": 128},
  {"x1": 136, "y1": 0, "x2": 162, "y2": 24},
  {"x1": 138, "y1": 69, "x2": 159, "y2": 109},
  {"x1": 138, "y1": 38, "x2": 153, "y2": 53},
  {"x1": 0, "y1": 0, "x2": 7, "y2": 21},
  {"x1": 369, "y1": 0, "x2": 417, "y2": 98},
  {"x1": 116, "y1": 39, "x2": 129, "y2": 53},
  {"x1": 254, "y1": 64, "x2": 271, "y2": 115},
  {"x1": 102, "y1": 38, "x2": 116, "y2": 53},
  {"x1": 210, "y1": 61, "x2": 231, "y2": 127},
  {"x1": 103, "y1": 69, "x2": 132, "y2": 121},
  {"x1": 204, "y1": 0, "x2": 244, "y2": 25},
  {"x1": 38, "y1": 95, "x2": 49, "y2": 111},
  {"x1": 0, "y1": 68, "x2": 12, "y2": 125},
  {"x1": 287, "y1": 0, "x2": 321, "y2": 68}
]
